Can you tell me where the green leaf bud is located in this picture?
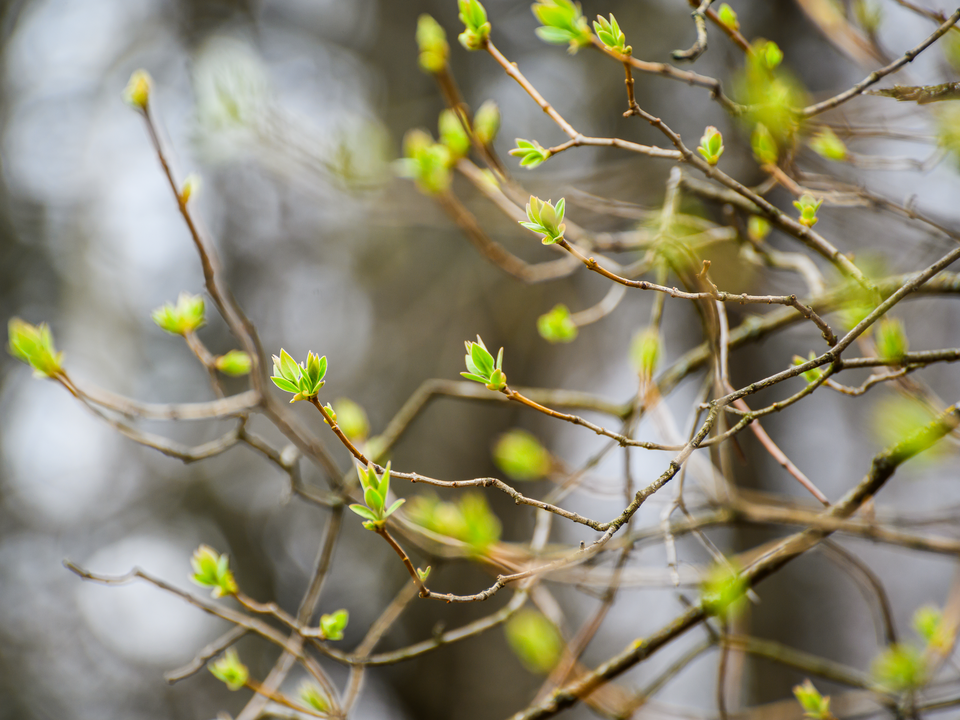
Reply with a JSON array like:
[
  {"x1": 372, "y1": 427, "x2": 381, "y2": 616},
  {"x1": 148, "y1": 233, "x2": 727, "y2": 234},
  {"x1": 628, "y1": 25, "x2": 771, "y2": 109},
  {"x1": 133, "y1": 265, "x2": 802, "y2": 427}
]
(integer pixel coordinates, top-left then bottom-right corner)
[
  {"x1": 461, "y1": 336, "x2": 506, "y2": 389},
  {"x1": 209, "y1": 648, "x2": 248, "y2": 690},
  {"x1": 747, "y1": 215, "x2": 771, "y2": 243},
  {"x1": 152, "y1": 292, "x2": 206, "y2": 336},
  {"x1": 458, "y1": 0, "x2": 491, "y2": 50},
  {"x1": 913, "y1": 605, "x2": 945, "y2": 648},
  {"x1": 532, "y1": 0, "x2": 593, "y2": 53},
  {"x1": 519, "y1": 196, "x2": 566, "y2": 244},
  {"x1": 717, "y1": 3, "x2": 739, "y2": 32},
  {"x1": 793, "y1": 679, "x2": 832, "y2": 719},
  {"x1": 417, "y1": 14, "x2": 449, "y2": 73},
  {"x1": 630, "y1": 327, "x2": 661, "y2": 380},
  {"x1": 8, "y1": 318, "x2": 65, "y2": 378},
  {"x1": 697, "y1": 125, "x2": 724, "y2": 165},
  {"x1": 793, "y1": 194, "x2": 823, "y2": 228},
  {"x1": 332, "y1": 397, "x2": 370, "y2": 441},
  {"x1": 505, "y1": 609, "x2": 563, "y2": 674},
  {"x1": 809, "y1": 127, "x2": 848, "y2": 161},
  {"x1": 751, "y1": 123, "x2": 778, "y2": 165},
  {"x1": 593, "y1": 14, "x2": 630, "y2": 55},
  {"x1": 493, "y1": 429, "x2": 551, "y2": 481},
  {"x1": 299, "y1": 681, "x2": 331, "y2": 713},
  {"x1": 509, "y1": 138, "x2": 551, "y2": 169},
  {"x1": 871, "y1": 643, "x2": 928, "y2": 693},
  {"x1": 757, "y1": 40, "x2": 783, "y2": 70},
  {"x1": 320, "y1": 609, "x2": 349, "y2": 640},
  {"x1": 473, "y1": 100, "x2": 501, "y2": 145},
  {"x1": 215, "y1": 350, "x2": 252, "y2": 376},
  {"x1": 438, "y1": 109, "x2": 471, "y2": 159},
  {"x1": 190, "y1": 545, "x2": 238, "y2": 598},
  {"x1": 537, "y1": 304, "x2": 578, "y2": 343}
]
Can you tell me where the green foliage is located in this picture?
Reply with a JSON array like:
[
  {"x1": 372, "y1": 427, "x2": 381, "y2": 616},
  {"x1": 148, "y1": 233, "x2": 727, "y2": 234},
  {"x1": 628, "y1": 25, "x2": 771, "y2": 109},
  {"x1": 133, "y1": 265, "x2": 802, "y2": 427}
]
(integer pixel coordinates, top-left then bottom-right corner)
[
  {"x1": 697, "y1": 125, "x2": 724, "y2": 165},
  {"x1": 792, "y1": 352, "x2": 823, "y2": 385},
  {"x1": 215, "y1": 350, "x2": 252, "y2": 376},
  {"x1": 458, "y1": 0, "x2": 491, "y2": 50},
  {"x1": 439, "y1": 109, "x2": 471, "y2": 159},
  {"x1": 473, "y1": 100, "x2": 501, "y2": 145},
  {"x1": 461, "y1": 335, "x2": 507, "y2": 391},
  {"x1": 209, "y1": 648, "x2": 248, "y2": 690},
  {"x1": 505, "y1": 609, "x2": 563, "y2": 673},
  {"x1": 751, "y1": 123, "x2": 778, "y2": 165},
  {"x1": 417, "y1": 14, "x2": 449, "y2": 73},
  {"x1": 299, "y1": 681, "x2": 331, "y2": 713},
  {"x1": 532, "y1": 0, "x2": 593, "y2": 53},
  {"x1": 190, "y1": 545, "x2": 238, "y2": 598},
  {"x1": 700, "y1": 563, "x2": 747, "y2": 618},
  {"x1": 493, "y1": 429, "x2": 551, "y2": 481},
  {"x1": 349, "y1": 463, "x2": 404, "y2": 530},
  {"x1": 747, "y1": 215, "x2": 771, "y2": 242},
  {"x1": 8, "y1": 318, "x2": 65, "y2": 378},
  {"x1": 875, "y1": 317, "x2": 909, "y2": 361},
  {"x1": 793, "y1": 679, "x2": 833, "y2": 719},
  {"x1": 271, "y1": 349, "x2": 327, "y2": 403},
  {"x1": 152, "y1": 292, "x2": 206, "y2": 336},
  {"x1": 630, "y1": 327, "x2": 661, "y2": 379},
  {"x1": 871, "y1": 643, "x2": 928, "y2": 693},
  {"x1": 793, "y1": 194, "x2": 823, "y2": 228},
  {"x1": 123, "y1": 69, "x2": 152, "y2": 109},
  {"x1": 509, "y1": 138, "x2": 551, "y2": 169},
  {"x1": 519, "y1": 196, "x2": 566, "y2": 244},
  {"x1": 319, "y1": 609, "x2": 349, "y2": 640},
  {"x1": 407, "y1": 492, "x2": 502, "y2": 551},
  {"x1": 396, "y1": 128, "x2": 453, "y2": 195},
  {"x1": 809, "y1": 127, "x2": 848, "y2": 161},
  {"x1": 593, "y1": 14, "x2": 630, "y2": 55},
  {"x1": 717, "y1": 3, "x2": 739, "y2": 32},
  {"x1": 537, "y1": 303, "x2": 578, "y2": 343},
  {"x1": 331, "y1": 398, "x2": 370, "y2": 442}
]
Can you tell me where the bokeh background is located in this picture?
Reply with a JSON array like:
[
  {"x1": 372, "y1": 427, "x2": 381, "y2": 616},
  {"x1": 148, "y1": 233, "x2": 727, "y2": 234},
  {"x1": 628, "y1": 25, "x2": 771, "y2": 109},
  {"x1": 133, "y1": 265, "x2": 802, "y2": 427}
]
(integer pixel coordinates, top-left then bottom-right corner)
[{"x1": 2, "y1": 0, "x2": 960, "y2": 718}]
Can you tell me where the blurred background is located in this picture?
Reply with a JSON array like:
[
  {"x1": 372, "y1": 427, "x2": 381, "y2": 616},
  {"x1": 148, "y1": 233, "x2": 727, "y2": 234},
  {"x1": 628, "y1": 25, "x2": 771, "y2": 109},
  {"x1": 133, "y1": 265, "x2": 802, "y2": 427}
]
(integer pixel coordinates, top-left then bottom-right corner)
[{"x1": 2, "y1": 0, "x2": 960, "y2": 718}]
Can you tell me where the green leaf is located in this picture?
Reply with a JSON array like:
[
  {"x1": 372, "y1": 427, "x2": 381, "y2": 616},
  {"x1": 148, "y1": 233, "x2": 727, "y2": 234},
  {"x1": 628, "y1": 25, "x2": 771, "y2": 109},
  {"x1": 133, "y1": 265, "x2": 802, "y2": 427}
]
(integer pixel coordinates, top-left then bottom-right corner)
[
  {"x1": 470, "y1": 342, "x2": 494, "y2": 377},
  {"x1": 384, "y1": 498, "x2": 406, "y2": 517},
  {"x1": 271, "y1": 376, "x2": 299, "y2": 394},
  {"x1": 349, "y1": 504, "x2": 379, "y2": 522},
  {"x1": 461, "y1": 372, "x2": 489, "y2": 384},
  {"x1": 377, "y1": 462, "x2": 391, "y2": 499},
  {"x1": 277, "y1": 349, "x2": 301, "y2": 383},
  {"x1": 364, "y1": 486, "x2": 383, "y2": 515}
]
